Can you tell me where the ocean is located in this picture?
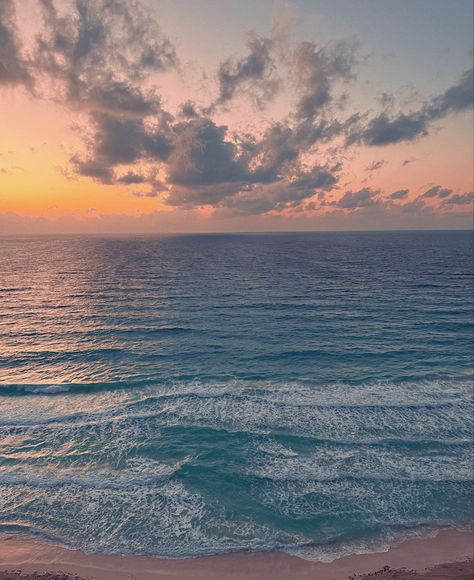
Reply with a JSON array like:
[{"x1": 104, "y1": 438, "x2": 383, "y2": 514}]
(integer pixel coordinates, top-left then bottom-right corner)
[{"x1": 0, "y1": 231, "x2": 472, "y2": 560}]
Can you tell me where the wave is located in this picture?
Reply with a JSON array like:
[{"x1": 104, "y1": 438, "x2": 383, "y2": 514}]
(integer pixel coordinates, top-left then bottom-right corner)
[
  {"x1": 0, "y1": 379, "x2": 152, "y2": 396},
  {"x1": 286, "y1": 525, "x2": 468, "y2": 563},
  {"x1": 0, "y1": 378, "x2": 471, "y2": 440},
  {"x1": 0, "y1": 376, "x2": 471, "y2": 560},
  {"x1": 1, "y1": 455, "x2": 471, "y2": 491},
  {"x1": 1, "y1": 375, "x2": 472, "y2": 399},
  {"x1": 0, "y1": 457, "x2": 187, "y2": 490},
  {"x1": 0, "y1": 519, "x2": 471, "y2": 562}
]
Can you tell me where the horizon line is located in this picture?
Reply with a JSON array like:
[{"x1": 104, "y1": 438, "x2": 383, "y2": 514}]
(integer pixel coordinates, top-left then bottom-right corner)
[{"x1": 1, "y1": 227, "x2": 473, "y2": 237}]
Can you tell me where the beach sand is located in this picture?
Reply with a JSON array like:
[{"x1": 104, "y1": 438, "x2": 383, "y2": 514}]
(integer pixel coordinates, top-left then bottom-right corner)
[{"x1": 0, "y1": 529, "x2": 472, "y2": 580}]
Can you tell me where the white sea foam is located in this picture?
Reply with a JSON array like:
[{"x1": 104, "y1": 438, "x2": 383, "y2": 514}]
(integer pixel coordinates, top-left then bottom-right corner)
[
  {"x1": 0, "y1": 475, "x2": 304, "y2": 558},
  {"x1": 23, "y1": 384, "x2": 71, "y2": 394},
  {"x1": 0, "y1": 377, "x2": 471, "y2": 559},
  {"x1": 1, "y1": 379, "x2": 472, "y2": 444},
  {"x1": 0, "y1": 457, "x2": 186, "y2": 490},
  {"x1": 245, "y1": 437, "x2": 473, "y2": 483},
  {"x1": 286, "y1": 526, "x2": 443, "y2": 562}
]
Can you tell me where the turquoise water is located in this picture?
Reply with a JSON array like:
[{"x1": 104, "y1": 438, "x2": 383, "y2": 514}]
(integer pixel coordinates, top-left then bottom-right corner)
[{"x1": 0, "y1": 231, "x2": 472, "y2": 559}]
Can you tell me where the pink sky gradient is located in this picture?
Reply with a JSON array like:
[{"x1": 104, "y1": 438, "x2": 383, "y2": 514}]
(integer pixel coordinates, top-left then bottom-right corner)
[{"x1": 0, "y1": 0, "x2": 472, "y2": 233}]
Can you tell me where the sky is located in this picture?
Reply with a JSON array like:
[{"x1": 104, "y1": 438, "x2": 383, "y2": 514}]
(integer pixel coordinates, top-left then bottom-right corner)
[{"x1": 0, "y1": 0, "x2": 473, "y2": 233}]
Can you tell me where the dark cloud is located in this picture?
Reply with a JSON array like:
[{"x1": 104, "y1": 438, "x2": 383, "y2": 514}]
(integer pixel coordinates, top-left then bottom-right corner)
[
  {"x1": 83, "y1": 80, "x2": 160, "y2": 116},
  {"x1": 430, "y1": 68, "x2": 474, "y2": 115},
  {"x1": 389, "y1": 189, "x2": 409, "y2": 200},
  {"x1": 117, "y1": 171, "x2": 147, "y2": 185},
  {"x1": 70, "y1": 155, "x2": 114, "y2": 184},
  {"x1": 441, "y1": 191, "x2": 474, "y2": 206},
  {"x1": 320, "y1": 187, "x2": 470, "y2": 222},
  {"x1": 348, "y1": 68, "x2": 473, "y2": 146},
  {"x1": 163, "y1": 116, "x2": 250, "y2": 207},
  {"x1": 292, "y1": 40, "x2": 356, "y2": 120},
  {"x1": 166, "y1": 164, "x2": 338, "y2": 214},
  {"x1": 337, "y1": 188, "x2": 380, "y2": 208},
  {"x1": 163, "y1": 107, "x2": 343, "y2": 213},
  {"x1": 31, "y1": 0, "x2": 178, "y2": 187},
  {"x1": 397, "y1": 197, "x2": 427, "y2": 213},
  {"x1": 421, "y1": 185, "x2": 453, "y2": 199},
  {"x1": 378, "y1": 92, "x2": 395, "y2": 108},
  {"x1": 91, "y1": 113, "x2": 152, "y2": 164},
  {"x1": 366, "y1": 160, "x2": 385, "y2": 171},
  {"x1": 213, "y1": 34, "x2": 279, "y2": 109},
  {"x1": 237, "y1": 117, "x2": 345, "y2": 189},
  {"x1": 5, "y1": 0, "x2": 467, "y2": 219},
  {"x1": 179, "y1": 100, "x2": 199, "y2": 119},
  {"x1": 29, "y1": 3, "x2": 349, "y2": 213},
  {"x1": 166, "y1": 182, "x2": 245, "y2": 208},
  {"x1": 222, "y1": 166, "x2": 338, "y2": 215},
  {"x1": 243, "y1": 122, "x2": 300, "y2": 183},
  {"x1": 35, "y1": 0, "x2": 177, "y2": 109},
  {"x1": 132, "y1": 190, "x2": 159, "y2": 198},
  {"x1": 0, "y1": 0, "x2": 30, "y2": 86},
  {"x1": 72, "y1": 109, "x2": 173, "y2": 182},
  {"x1": 349, "y1": 110, "x2": 429, "y2": 146},
  {"x1": 402, "y1": 157, "x2": 416, "y2": 166},
  {"x1": 167, "y1": 117, "x2": 247, "y2": 188}
]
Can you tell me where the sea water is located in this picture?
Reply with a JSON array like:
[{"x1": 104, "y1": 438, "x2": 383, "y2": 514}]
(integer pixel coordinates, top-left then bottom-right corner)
[{"x1": 0, "y1": 231, "x2": 472, "y2": 559}]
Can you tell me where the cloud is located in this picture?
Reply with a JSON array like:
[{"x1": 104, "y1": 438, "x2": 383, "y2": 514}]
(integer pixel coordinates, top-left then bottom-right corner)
[
  {"x1": 349, "y1": 110, "x2": 429, "y2": 146},
  {"x1": 241, "y1": 122, "x2": 300, "y2": 184},
  {"x1": 366, "y1": 160, "x2": 385, "y2": 171},
  {"x1": 70, "y1": 155, "x2": 114, "y2": 183},
  {"x1": 0, "y1": 0, "x2": 30, "y2": 86},
  {"x1": 421, "y1": 185, "x2": 453, "y2": 199},
  {"x1": 402, "y1": 157, "x2": 416, "y2": 166},
  {"x1": 161, "y1": 111, "x2": 341, "y2": 212},
  {"x1": 132, "y1": 190, "x2": 159, "y2": 198},
  {"x1": 3, "y1": 0, "x2": 469, "y2": 221},
  {"x1": 117, "y1": 171, "x2": 147, "y2": 185},
  {"x1": 71, "y1": 106, "x2": 173, "y2": 182},
  {"x1": 292, "y1": 40, "x2": 356, "y2": 120},
  {"x1": 31, "y1": 0, "x2": 178, "y2": 188},
  {"x1": 35, "y1": 0, "x2": 177, "y2": 109},
  {"x1": 348, "y1": 68, "x2": 473, "y2": 146},
  {"x1": 167, "y1": 117, "x2": 247, "y2": 188},
  {"x1": 389, "y1": 189, "x2": 409, "y2": 200},
  {"x1": 220, "y1": 166, "x2": 338, "y2": 215},
  {"x1": 336, "y1": 187, "x2": 380, "y2": 208},
  {"x1": 317, "y1": 184, "x2": 472, "y2": 224},
  {"x1": 179, "y1": 100, "x2": 199, "y2": 119},
  {"x1": 431, "y1": 68, "x2": 474, "y2": 115},
  {"x1": 213, "y1": 33, "x2": 279, "y2": 109},
  {"x1": 441, "y1": 191, "x2": 474, "y2": 206},
  {"x1": 33, "y1": 1, "x2": 327, "y2": 217},
  {"x1": 163, "y1": 111, "x2": 343, "y2": 213}
]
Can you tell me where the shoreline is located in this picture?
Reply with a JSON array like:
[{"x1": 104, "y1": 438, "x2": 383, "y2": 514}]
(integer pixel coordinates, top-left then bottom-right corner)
[{"x1": 0, "y1": 529, "x2": 472, "y2": 580}]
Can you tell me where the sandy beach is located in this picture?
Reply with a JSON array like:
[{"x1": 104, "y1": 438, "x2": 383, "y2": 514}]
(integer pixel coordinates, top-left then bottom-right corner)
[{"x1": 0, "y1": 529, "x2": 472, "y2": 580}]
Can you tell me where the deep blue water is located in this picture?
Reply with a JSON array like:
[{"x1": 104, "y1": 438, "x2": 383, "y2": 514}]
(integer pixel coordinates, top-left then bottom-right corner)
[{"x1": 0, "y1": 231, "x2": 472, "y2": 559}]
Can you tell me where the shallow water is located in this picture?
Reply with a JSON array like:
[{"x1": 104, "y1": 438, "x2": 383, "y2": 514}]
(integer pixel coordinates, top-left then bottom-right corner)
[{"x1": 0, "y1": 231, "x2": 472, "y2": 559}]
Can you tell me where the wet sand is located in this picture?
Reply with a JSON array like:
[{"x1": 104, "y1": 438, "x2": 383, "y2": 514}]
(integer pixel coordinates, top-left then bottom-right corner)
[
  {"x1": 0, "y1": 529, "x2": 472, "y2": 580},
  {"x1": 3, "y1": 561, "x2": 472, "y2": 579}
]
